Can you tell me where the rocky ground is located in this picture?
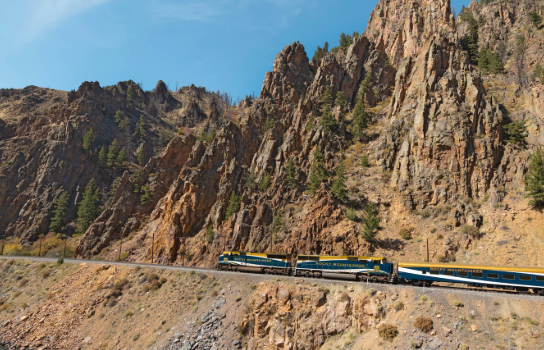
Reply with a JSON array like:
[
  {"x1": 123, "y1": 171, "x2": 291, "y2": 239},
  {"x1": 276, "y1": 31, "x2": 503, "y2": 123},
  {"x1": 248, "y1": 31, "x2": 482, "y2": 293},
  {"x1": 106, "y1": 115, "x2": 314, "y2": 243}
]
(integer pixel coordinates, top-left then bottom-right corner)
[{"x1": 1, "y1": 258, "x2": 544, "y2": 350}]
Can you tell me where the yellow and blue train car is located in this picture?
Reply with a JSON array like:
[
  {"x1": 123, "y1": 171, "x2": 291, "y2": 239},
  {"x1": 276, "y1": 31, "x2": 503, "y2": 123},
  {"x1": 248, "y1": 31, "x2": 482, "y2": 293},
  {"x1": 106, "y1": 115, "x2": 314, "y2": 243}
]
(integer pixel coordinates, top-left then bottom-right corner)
[
  {"x1": 218, "y1": 251, "x2": 292, "y2": 274},
  {"x1": 295, "y1": 254, "x2": 394, "y2": 281},
  {"x1": 398, "y1": 262, "x2": 544, "y2": 294}
]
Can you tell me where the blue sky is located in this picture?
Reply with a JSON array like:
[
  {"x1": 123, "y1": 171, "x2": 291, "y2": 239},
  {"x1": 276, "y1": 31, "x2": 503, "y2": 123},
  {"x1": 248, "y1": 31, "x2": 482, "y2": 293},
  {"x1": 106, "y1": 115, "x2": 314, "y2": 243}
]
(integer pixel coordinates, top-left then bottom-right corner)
[{"x1": 0, "y1": 0, "x2": 471, "y2": 101}]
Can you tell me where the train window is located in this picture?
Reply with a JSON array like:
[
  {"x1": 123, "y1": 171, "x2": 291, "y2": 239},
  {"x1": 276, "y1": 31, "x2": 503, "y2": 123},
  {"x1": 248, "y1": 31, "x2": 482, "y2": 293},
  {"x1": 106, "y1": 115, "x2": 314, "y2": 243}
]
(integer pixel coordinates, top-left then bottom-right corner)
[
  {"x1": 503, "y1": 274, "x2": 515, "y2": 280},
  {"x1": 308, "y1": 256, "x2": 320, "y2": 261},
  {"x1": 422, "y1": 270, "x2": 427, "y2": 274},
  {"x1": 487, "y1": 273, "x2": 499, "y2": 279},
  {"x1": 430, "y1": 270, "x2": 440, "y2": 275},
  {"x1": 536, "y1": 276, "x2": 544, "y2": 282},
  {"x1": 268, "y1": 254, "x2": 286, "y2": 260},
  {"x1": 519, "y1": 275, "x2": 533, "y2": 281},
  {"x1": 444, "y1": 271, "x2": 454, "y2": 276},
  {"x1": 297, "y1": 256, "x2": 308, "y2": 261},
  {"x1": 240, "y1": 252, "x2": 246, "y2": 256},
  {"x1": 347, "y1": 257, "x2": 358, "y2": 262},
  {"x1": 472, "y1": 272, "x2": 484, "y2": 278},
  {"x1": 458, "y1": 271, "x2": 468, "y2": 277}
]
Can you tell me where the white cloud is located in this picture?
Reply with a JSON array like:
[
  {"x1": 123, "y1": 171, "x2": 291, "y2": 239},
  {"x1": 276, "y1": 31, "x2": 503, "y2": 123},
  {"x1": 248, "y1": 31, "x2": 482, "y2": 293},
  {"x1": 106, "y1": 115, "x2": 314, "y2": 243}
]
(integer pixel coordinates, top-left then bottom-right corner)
[{"x1": 22, "y1": 0, "x2": 112, "y2": 41}]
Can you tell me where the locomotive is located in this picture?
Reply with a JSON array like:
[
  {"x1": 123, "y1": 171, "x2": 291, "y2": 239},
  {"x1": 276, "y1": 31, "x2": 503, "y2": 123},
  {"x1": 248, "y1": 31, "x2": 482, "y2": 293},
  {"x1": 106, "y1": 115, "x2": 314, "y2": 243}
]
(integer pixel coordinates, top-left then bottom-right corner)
[{"x1": 218, "y1": 251, "x2": 544, "y2": 295}]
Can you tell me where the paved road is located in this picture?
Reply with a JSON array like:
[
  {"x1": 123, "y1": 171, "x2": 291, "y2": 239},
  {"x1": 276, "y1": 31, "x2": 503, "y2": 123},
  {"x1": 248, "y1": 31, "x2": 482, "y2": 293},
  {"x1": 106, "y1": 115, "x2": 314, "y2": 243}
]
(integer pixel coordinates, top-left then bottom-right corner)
[{"x1": 3, "y1": 256, "x2": 543, "y2": 302}]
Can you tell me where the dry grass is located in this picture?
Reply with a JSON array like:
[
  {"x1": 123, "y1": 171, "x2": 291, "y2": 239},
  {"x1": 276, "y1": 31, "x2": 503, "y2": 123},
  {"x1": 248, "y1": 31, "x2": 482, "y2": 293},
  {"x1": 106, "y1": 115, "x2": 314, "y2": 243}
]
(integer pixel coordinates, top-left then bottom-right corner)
[
  {"x1": 414, "y1": 317, "x2": 433, "y2": 333},
  {"x1": 378, "y1": 324, "x2": 398, "y2": 342}
]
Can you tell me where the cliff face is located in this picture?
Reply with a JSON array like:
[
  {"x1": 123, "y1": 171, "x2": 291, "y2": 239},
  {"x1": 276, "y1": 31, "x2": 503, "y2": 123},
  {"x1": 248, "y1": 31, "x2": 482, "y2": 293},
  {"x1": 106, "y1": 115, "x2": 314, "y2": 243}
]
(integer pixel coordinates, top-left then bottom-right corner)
[
  {"x1": 0, "y1": 82, "x2": 229, "y2": 242},
  {"x1": 68, "y1": 0, "x2": 544, "y2": 265},
  {"x1": 3, "y1": 0, "x2": 544, "y2": 268}
]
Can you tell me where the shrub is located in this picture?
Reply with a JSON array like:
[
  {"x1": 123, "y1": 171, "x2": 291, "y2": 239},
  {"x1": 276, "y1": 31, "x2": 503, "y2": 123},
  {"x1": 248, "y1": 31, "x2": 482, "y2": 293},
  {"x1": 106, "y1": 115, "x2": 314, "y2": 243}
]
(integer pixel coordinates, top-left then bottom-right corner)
[
  {"x1": 346, "y1": 208, "x2": 358, "y2": 221},
  {"x1": 437, "y1": 255, "x2": 447, "y2": 263},
  {"x1": 461, "y1": 225, "x2": 481, "y2": 238},
  {"x1": 18, "y1": 278, "x2": 29, "y2": 287},
  {"x1": 118, "y1": 252, "x2": 129, "y2": 261},
  {"x1": 378, "y1": 324, "x2": 398, "y2": 342},
  {"x1": 159, "y1": 277, "x2": 167, "y2": 284},
  {"x1": 57, "y1": 257, "x2": 64, "y2": 265},
  {"x1": 453, "y1": 300, "x2": 464, "y2": 307},
  {"x1": 414, "y1": 317, "x2": 433, "y2": 333},
  {"x1": 125, "y1": 311, "x2": 133, "y2": 318},
  {"x1": 41, "y1": 270, "x2": 51, "y2": 279},
  {"x1": 339, "y1": 292, "x2": 350, "y2": 302},
  {"x1": 132, "y1": 333, "x2": 140, "y2": 341},
  {"x1": 399, "y1": 227, "x2": 413, "y2": 240},
  {"x1": 394, "y1": 302, "x2": 404, "y2": 311}
]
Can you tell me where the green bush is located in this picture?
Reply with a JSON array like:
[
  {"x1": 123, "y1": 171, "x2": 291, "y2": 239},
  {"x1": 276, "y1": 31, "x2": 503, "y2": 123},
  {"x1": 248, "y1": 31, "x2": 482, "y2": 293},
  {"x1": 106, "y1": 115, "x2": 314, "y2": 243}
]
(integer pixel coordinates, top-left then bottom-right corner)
[
  {"x1": 461, "y1": 225, "x2": 481, "y2": 239},
  {"x1": 399, "y1": 227, "x2": 413, "y2": 240},
  {"x1": 346, "y1": 208, "x2": 358, "y2": 221}
]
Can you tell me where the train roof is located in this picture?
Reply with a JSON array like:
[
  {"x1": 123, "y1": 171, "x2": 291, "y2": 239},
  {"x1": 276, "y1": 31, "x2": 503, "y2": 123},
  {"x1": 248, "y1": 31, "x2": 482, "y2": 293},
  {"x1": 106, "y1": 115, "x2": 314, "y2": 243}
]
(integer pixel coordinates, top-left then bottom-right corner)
[
  {"x1": 221, "y1": 251, "x2": 291, "y2": 256},
  {"x1": 298, "y1": 255, "x2": 385, "y2": 260},
  {"x1": 399, "y1": 262, "x2": 544, "y2": 273}
]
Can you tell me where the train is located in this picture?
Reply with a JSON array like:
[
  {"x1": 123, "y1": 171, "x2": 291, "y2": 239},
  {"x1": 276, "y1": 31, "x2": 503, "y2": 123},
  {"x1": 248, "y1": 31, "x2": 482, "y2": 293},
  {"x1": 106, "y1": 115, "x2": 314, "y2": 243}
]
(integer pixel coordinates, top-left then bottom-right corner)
[{"x1": 217, "y1": 251, "x2": 544, "y2": 295}]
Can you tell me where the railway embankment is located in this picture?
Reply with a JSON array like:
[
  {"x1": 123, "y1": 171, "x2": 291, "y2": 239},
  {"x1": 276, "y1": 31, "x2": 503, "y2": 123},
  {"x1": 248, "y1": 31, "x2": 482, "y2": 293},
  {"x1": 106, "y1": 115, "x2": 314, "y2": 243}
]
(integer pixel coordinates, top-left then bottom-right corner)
[{"x1": 1, "y1": 258, "x2": 544, "y2": 350}]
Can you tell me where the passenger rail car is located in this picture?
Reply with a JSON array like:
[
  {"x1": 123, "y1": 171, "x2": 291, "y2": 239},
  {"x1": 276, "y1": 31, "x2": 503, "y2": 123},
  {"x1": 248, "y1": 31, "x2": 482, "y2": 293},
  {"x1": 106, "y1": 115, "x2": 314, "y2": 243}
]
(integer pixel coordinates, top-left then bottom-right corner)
[
  {"x1": 398, "y1": 262, "x2": 544, "y2": 294},
  {"x1": 216, "y1": 252, "x2": 544, "y2": 296},
  {"x1": 295, "y1": 254, "x2": 394, "y2": 281}
]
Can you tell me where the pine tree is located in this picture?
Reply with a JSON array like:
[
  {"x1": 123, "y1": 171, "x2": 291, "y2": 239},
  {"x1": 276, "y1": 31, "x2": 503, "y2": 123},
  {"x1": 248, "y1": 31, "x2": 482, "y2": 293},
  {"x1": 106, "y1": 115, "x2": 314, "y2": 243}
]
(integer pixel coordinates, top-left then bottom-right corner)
[
  {"x1": 336, "y1": 91, "x2": 346, "y2": 123},
  {"x1": 116, "y1": 147, "x2": 128, "y2": 168},
  {"x1": 361, "y1": 154, "x2": 370, "y2": 167},
  {"x1": 260, "y1": 172, "x2": 271, "y2": 190},
  {"x1": 126, "y1": 85, "x2": 134, "y2": 106},
  {"x1": 531, "y1": 63, "x2": 544, "y2": 82},
  {"x1": 339, "y1": 33, "x2": 347, "y2": 49},
  {"x1": 320, "y1": 86, "x2": 337, "y2": 131},
  {"x1": 98, "y1": 146, "x2": 107, "y2": 166},
  {"x1": 114, "y1": 110, "x2": 124, "y2": 125},
  {"x1": 225, "y1": 192, "x2": 241, "y2": 220},
  {"x1": 323, "y1": 42, "x2": 329, "y2": 52},
  {"x1": 285, "y1": 157, "x2": 297, "y2": 189},
  {"x1": 461, "y1": 9, "x2": 479, "y2": 65},
  {"x1": 525, "y1": 149, "x2": 544, "y2": 206},
  {"x1": 137, "y1": 146, "x2": 145, "y2": 166},
  {"x1": 313, "y1": 46, "x2": 323, "y2": 63},
  {"x1": 206, "y1": 225, "x2": 214, "y2": 243},
  {"x1": 107, "y1": 139, "x2": 119, "y2": 167},
  {"x1": 331, "y1": 162, "x2": 347, "y2": 202},
  {"x1": 504, "y1": 120, "x2": 528, "y2": 145},
  {"x1": 528, "y1": 10, "x2": 542, "y2": 29},
  {"x1": 83, "y1": 128, "x2": 94, "y2": 153},
  {"x1": 353, "y1": 31, "x2": 360, "y2": 40},
  {"x1": 135, "y1": 115, "x2": 146, "y2": 140},
  {"x1": 307, "y1": 146, "x2": 328, "y2": 195},
  {"x1": 140, "y1": 184, "x2": 154, "y2": 205},
  {"x1": 76, "y1": 179, "x2": 101, "y2": 234},
  {"x1": 361, "y1": 202, "x2": 380, "y2": 241},
  {"x1": 273, "y1": 211, "x2": 284, "y2": 233},
  {"x1": 49, "y1": 191, "x2": 69, "y2": 233},
  {"x1": 352, "y1": 73, "x2": 372, "y2": 138}
]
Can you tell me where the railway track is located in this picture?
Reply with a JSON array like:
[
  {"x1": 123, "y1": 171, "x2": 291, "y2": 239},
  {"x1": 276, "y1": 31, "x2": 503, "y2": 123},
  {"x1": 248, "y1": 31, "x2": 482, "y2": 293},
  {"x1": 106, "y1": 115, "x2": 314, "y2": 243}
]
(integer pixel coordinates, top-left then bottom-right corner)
[{"x1": 3, "y1": 256, "x2": 543, "y2": 302}]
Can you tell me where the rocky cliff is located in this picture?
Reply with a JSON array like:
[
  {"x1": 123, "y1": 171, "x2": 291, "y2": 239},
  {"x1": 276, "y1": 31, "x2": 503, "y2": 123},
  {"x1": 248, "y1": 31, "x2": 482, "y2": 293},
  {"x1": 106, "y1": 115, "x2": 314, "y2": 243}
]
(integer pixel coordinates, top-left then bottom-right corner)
[
  {"x1": 0, "y1": 82, "x2": 230, "y2": 243},
  {"x1": 2, "y1": 0, "x2": 544, "y2": 270}
]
